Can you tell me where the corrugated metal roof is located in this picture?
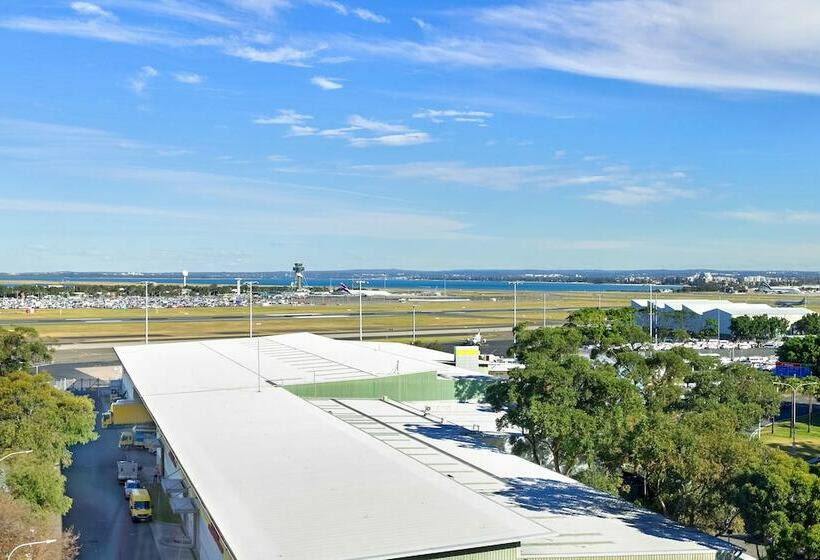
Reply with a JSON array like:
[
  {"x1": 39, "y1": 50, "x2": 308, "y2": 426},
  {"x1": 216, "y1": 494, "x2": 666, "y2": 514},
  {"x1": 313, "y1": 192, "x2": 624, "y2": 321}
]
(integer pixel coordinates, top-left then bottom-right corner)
[{"x1": 115, "y1": 339, "x2": 549, "y2": 560}]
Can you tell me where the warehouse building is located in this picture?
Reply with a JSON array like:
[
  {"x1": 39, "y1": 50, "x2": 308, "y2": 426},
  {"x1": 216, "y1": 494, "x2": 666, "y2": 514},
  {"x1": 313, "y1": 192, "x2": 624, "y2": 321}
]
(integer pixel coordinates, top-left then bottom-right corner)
[
  {"x1": 115, "y1": 333, "x2": 746, "y2": 560},
  {"x1": 632, "y1": 298, "x2": 810, "y2": 336}
]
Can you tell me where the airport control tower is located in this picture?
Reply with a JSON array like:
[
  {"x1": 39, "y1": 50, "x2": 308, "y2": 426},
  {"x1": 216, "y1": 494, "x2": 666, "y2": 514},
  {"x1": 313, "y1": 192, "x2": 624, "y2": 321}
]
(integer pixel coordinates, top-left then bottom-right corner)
[{"x1": 292, "y1": 262, "x2": 305, "y2": 290}]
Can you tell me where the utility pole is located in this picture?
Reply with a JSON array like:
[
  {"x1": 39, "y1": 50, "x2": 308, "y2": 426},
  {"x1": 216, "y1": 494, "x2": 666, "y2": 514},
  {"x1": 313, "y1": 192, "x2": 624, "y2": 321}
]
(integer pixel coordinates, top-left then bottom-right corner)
[
  {"x1": 142, "y1": 281, "x2": 150, "y2": 345},
  {"x1": 648, "y1": 283, "x2": 653, "y2": 341},
  {"x1": 355, "y1": 280, "x2": 365, "y2": 341},
  {"x1": 542, "y1": 293, "x2": 546, "y2": 328},
  {"x1": 509, "y1": 281, "x2": 521, "y2": 342},
  {"x1": 245, "y1": 281, "x2": 258, "y2": 338},
  {"x1": 412, "y1": 305, "x2": 417, "y2": 342}
]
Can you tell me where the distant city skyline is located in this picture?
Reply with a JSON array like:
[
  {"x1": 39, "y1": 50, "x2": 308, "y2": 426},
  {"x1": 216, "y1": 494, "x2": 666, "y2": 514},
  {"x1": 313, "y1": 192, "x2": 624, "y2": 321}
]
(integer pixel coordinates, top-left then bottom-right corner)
[{"x1": 2, "y1": 0, "x2": 820, "y2": 271}]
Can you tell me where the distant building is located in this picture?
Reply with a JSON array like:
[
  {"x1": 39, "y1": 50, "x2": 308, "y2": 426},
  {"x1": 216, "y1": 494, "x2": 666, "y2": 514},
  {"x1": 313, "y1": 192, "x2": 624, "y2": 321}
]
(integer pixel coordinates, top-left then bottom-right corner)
[{"x1": 632, "y1": 299, "x2": 810, "y2": 336}]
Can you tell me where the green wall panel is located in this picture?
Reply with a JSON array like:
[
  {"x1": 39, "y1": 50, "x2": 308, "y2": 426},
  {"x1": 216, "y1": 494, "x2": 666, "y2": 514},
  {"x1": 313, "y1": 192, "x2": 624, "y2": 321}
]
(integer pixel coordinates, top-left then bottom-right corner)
[{"x1": 285, "y1": 371, "x2": 455, "y2": 401}]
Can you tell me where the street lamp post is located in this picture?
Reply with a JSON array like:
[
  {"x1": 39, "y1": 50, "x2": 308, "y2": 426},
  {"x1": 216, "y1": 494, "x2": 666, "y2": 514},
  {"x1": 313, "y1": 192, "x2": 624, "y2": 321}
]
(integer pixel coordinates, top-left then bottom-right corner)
[
  {"x1": 7, "y1": 539, "x2": 56, "y2": 560},
  {"x1": 509, "y1": 281, "x2": 521, "y2": 342},
  {"x1": 773, "y1": 379, "x2": 820, "y2": 449},
  {"x1": 542, "y1": 293, "x2": 546, "y2": 328},
  {"x1": 411, "y1": 305, "x2": 417, "y2": 342},
  {"x1": 141, "y1": 281, "x2": 149, "y2": 344},
  {"x1": 355, "y1": 280, "x2": 365, "y2": 341},
  {"x1": 245, "y1": 281, "x2": 259, "y2": 338},
  {"x1": 0, "y1": 450, "x2": 32, "y2": 463}
]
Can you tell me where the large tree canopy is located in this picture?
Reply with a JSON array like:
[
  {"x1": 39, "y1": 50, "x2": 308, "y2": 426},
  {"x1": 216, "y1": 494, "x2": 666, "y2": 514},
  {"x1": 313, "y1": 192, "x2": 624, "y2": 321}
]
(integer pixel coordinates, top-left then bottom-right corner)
[
  {"x1": 0, "y1": 371, "x2": 96, "y2": 513},
  {"x1": 489, "y1": 315, "x2": 794, "y2": 543},
  {"x1": 0, "y1": 327, "x2": 51, "y2": 375}
]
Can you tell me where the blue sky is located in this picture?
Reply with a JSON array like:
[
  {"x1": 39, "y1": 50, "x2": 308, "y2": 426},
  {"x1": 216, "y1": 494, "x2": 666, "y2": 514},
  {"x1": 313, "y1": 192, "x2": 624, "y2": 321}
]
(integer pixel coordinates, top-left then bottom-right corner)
[{"x1": 2, "y1": 0, "x2": 820, "y2": 272}]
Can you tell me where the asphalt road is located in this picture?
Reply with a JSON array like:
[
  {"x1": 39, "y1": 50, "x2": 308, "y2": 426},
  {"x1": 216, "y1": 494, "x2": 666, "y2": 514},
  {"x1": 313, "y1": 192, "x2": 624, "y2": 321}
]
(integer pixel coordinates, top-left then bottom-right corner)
[{"x1": 63, "y1": 389, "x2": 161, "y2": 560}]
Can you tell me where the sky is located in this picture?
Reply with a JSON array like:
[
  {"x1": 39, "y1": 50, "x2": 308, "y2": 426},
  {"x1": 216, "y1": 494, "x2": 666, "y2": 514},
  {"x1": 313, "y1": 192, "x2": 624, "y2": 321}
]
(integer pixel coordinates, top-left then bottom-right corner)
[{"x1": 2, "y1": 0, "x2": 820, "y2": 272}]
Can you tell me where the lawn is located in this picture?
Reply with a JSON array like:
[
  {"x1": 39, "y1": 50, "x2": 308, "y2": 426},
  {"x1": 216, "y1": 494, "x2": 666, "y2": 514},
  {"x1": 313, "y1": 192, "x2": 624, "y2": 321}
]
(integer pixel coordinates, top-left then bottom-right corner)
[{"x1": 761, "y1": 416, "x2": 820, "y2": 460}]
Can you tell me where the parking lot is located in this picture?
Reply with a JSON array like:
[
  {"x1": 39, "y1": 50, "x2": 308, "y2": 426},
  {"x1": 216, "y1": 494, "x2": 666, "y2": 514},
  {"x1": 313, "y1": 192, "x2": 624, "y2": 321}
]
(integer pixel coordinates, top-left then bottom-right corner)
[{"x1": 63, "y1": 389, "x2": 161, "y2": 560}]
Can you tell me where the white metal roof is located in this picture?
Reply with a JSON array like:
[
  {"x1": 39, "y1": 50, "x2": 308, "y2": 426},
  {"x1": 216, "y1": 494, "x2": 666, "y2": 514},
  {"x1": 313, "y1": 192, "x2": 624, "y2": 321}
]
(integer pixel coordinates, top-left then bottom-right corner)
[
  {"x1": 349, "y1": 340, "x2": 455, "y2": 364},
  {"x1": 115, "y1": 339, "x2": 548, "y2": 560},
  {"x1": 116, "y1": 333, "x2": 482, "y2": 391},
  {"x1": 633, "y1": 299, "x2": 810, "y2": 322},
  {"x1": 312, "y1": 398, "x2": 739, "y2": 559}
]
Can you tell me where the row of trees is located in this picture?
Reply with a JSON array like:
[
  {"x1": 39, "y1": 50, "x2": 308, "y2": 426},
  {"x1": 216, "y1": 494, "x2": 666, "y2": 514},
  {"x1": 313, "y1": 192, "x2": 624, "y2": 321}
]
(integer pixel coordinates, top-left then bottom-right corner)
[
  {"x1": 0, "y1": 327, "x2": 96, "y2": 559},
  {"x1": 730, "y1": 315, "x2": 791, "y2": 341},
  {"x1": 487, "y1": 309, "x2": 820, "y2": 558}
]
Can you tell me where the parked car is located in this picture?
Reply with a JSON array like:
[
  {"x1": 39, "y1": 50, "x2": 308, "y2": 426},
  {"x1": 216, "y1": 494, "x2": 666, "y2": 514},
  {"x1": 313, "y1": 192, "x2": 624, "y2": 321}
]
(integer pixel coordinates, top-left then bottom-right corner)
[{"x1": 124, "y1": 479, "x2": 142, "y2": 500}]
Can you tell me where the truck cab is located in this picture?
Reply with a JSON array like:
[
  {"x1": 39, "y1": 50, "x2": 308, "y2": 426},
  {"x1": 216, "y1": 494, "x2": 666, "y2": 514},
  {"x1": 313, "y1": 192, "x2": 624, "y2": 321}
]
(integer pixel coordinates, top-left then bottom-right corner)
[
  {"x1": 129, "y1": 489, "x2": 152, "y2": 522},
  {"x1": 101, "y1": 411, "x2": 113, "y2": 428},
  {"x1": 118, "y1": 425, "x2": 157, "y2": 448}
]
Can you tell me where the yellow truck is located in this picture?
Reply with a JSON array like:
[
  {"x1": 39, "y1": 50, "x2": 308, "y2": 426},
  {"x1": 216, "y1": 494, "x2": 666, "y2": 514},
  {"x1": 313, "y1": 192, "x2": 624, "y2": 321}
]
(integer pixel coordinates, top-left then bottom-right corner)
[
  {"x1": 118, "y1": 425, "x2": 158, "y2": 449},
  {"x1": 129, "y1": 488, "x2": 152, "y2": 522},
  {"x1": 101, "y1": 399, "x2": 151, "y2": 428}
]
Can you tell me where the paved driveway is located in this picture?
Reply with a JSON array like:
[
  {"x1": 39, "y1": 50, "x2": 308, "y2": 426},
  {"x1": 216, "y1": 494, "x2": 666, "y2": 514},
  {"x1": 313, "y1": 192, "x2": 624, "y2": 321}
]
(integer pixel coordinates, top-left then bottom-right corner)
[{"x1": 63, "y1": 389, "x2": 161, "y2": 560}]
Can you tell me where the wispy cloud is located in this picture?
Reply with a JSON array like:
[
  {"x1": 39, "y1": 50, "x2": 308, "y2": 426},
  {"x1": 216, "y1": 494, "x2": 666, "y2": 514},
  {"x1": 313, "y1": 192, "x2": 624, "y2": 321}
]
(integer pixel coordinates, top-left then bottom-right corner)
[
  {"x1": 413, "y1": 108, "x2": 493, "y2": 125},
  {"x1": 353, "y1": 161, "x2": 610, "y2": 190},
  {"x1": 585, "y1": 186, "x2": 696, "y2": 206},
  {"x1": 411, "y1": 17, "x2": 431, "y2": 31},
  {"x1": 352, "y1": 7, "x2": 388, "y2": 23},
  {"x1": 128, "y1": 65, "x2": 159, "y2": 94},
  {"x1": 253, "y1": 109, "x2": 313, "y2": 125},
  {"x1": 172, "y1": 71, "x2": 204, "y2": 84},
  {"x1": 70, "y1": 2, "x2": 114, "y2": 19},
  {"x1": 0, "y1": 15, "x2": 183, "y2": 46},
  {"x1": 713, "y1": 209, "x2": 820, "y2": 223},
  {"x1": 310, "y1": 75, "x2": 343, "y2": 90},
  {"x1": 222, "y1": 43, "x2": 315, "y2": 65},
  {"x1": 0, "y1": 198, "x2": 192, "y2": 218},
  {"x1": 339, "y1": 0, "x2": 820, "y2": 95},
  {"x1": 347, "y1": 114, "x2": 409, "y2": 133},
  {"x1": 348, "y1": 132, "x2": 431, "y2": 147}
]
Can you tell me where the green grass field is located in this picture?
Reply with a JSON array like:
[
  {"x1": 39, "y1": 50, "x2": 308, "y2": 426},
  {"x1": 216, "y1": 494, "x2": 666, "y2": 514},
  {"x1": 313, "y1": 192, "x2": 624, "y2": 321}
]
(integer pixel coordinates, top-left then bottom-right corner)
[
  {"x1": 761, "y1": 416, "x2": 820, "y2": 460},
  {"x1": 1, "y1": 289, "x2": 816, "y2": 343}
]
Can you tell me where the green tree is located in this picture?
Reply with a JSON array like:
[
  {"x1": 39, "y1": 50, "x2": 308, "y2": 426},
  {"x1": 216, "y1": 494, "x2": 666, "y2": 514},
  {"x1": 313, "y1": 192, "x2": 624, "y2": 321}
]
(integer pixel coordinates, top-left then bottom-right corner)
[
  {"x1": 0, "y1": 327, "x2": 51, "y2": 375},
  {"x1": 778, "y1": 336, "x2": 820, "y2": 373},
  {"x1": 730, "y1": 315, "x2": 790, "y2": 341},
  {"x1": 486, "y1": 353, "x2": 643, "y2": 477},
  {"x1": 564, "y1": 307, "x2": 648, "y2": 355},
  {"x1": 0, "y1": 371, "x2": 96, "y2": 513},
  {"x1": 794, "y1": 313, "x2": 820, "y2": 336},
  {"x1": 700, "y1": 318, "x2": 719, "y2": 339},
  {"x1": 734, "y1": 450, "x2": 820, "y2": 559}
]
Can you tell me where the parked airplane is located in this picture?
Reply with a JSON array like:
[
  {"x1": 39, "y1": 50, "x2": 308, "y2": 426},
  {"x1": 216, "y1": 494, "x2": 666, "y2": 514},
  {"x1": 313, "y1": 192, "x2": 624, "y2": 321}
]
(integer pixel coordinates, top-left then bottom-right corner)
[
  {"x1": 333, "y1": 283, "x2": 394, "y2": 298},
  {"x1": 775, "y1": 297, "x2": 807, "y2": 308},
  {"x1": 758, "y1": 281, "x2": 802, "y2": 295}
]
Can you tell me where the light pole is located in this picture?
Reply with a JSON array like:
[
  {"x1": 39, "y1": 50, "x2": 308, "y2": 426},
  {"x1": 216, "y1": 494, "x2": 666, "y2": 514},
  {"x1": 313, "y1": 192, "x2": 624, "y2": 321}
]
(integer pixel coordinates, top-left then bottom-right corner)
[
  {"x1": 245, "y1": 281, "x2": 258, "y2": 338},
  {"x1": 509, "y1": 281, "x2": 521, "y2": 342},
  {"x1": 6, "y1": 539, "x2": 56, "y2": 560},
  {"x1": 141, "y1": 281, "x2": 150, "y2": 345},
  {"x1": 773, "y1": 379, "x2": 820, "y2": 449},
  {"x1": 648, "y1": 283, "x2": 653, "y2": 341},
  {"x1": 542, "y1": 293, "x2": 546, "y2": 328},
  {"x1": 0, "y1": 450, "x2": 32, "y2": 463},
  {"x1": 355, "y1": 280, "x2": 365, "y2": 341},
  {"x1": 411, "y1": 305, "x2": 417, "y2": 342}
]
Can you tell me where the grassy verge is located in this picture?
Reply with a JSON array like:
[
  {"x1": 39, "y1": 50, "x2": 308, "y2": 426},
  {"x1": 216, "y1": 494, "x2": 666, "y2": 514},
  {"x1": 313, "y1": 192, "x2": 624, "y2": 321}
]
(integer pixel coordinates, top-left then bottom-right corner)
[{"x1": 761, "y1": 417, "x2": 820, "y2": 460}]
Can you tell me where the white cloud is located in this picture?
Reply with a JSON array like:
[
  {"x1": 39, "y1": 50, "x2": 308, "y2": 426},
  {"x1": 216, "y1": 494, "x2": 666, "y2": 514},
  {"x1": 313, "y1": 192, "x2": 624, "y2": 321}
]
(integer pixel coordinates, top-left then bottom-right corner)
[
  {"x1": 352, "y1": 8, "x2": 388, "y2": 23},
  {"x1": 225, "y1": 0, "x2": 292, "y2": 16},
  {"x1": 585, "y1": 186, "x2": 696, "y2": 206},
  {"x1": 308, "y1": 0, "x2": 348, "y2": 15},
  {"x1": 129, "y1": 65, "x2": 159, "y2": 94},
  {"x1": 0, "y1": 16, "x2": 181, "y2": 46},
  {"x1": 347, "y1": 114, "x2": 409, "y2": 133},
  {"x1": 156, "y1": 148, "x2": 193, "y2": 157},
  {"x1": 349, "y1": 132, "x2": 431, "y2": 147},
  {"x1": 714, "y1": 210, "x2": 820, "y2": 223},
  {"x1": 341, "y1": 0, "x2": 820, "y2": 95},
  {"x1": 411, "y1": 17, "x2": 431, "y2": 31},
  {"x1": 413, "y1": 108, "x2": 493, "y2": 125},
  {"x1": 253, "y1": 109, "x2": 313, "y2": 125},
  {"x1": 70, "y1": 2, "x2": 114, "y2": 19},
  {"x1": 354, "y1": 161, "x2": 609, "y2": 190},
  {"x1": 310, "y1": 76, "x2": 343, "y2": 90},
  {"x1": 0, "y1": 198, "x2": 190, "y2": 218},
  {"x1": 223, "y1": 44, "x2": 314, "y2": 65},
  {"x1": 267, "y1": 154, "x2": 291, "y2": 162},
  {"x1": 172, "y1": 71, "x2": 204, "y2": 84},
  {"x1": 287, "y1": 125, "x2": 319, "y2": 136}
]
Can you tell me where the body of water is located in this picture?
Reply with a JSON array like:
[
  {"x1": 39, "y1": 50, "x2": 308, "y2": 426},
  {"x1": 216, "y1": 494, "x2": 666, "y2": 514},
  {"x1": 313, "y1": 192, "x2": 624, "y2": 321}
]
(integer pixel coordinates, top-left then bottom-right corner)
[{"x1": 1, "y1": 274, "x2": 681, "y2": 293}]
